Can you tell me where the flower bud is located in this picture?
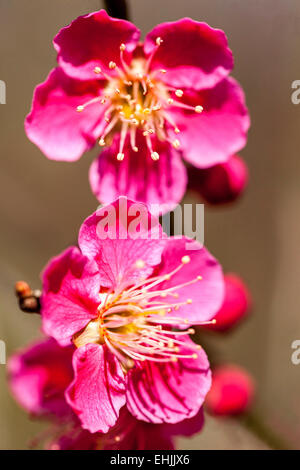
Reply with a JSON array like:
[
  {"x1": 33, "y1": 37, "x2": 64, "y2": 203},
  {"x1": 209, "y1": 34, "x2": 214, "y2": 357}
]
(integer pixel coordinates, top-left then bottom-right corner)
[
  {"x1": 188, "y1": 155, "x2": 248, "y2": 204},
  {"x1": 206, "y1": 365, "x2": 255, "y2": 416},
  {"x1": 203, "y1": 273, "x2": 251, "y2": 332}
]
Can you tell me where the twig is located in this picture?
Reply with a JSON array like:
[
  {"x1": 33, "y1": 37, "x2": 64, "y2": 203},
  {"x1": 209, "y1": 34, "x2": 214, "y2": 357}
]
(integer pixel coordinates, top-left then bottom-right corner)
[{"x1": 103, "y1": 0, "x2": 130, "y2": 20}]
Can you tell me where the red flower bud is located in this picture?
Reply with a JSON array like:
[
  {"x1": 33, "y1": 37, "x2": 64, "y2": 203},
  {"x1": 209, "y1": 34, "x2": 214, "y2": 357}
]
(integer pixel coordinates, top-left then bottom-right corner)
[
  {"x1": 203, "y1": 273, "x2": 251, "y2": 332},
  {"x1": 206, "y1": 365, "x2": 255, "y2": 416},
  {"x1": 189, "y1": 155, "x2": 248, "y2": 204}
]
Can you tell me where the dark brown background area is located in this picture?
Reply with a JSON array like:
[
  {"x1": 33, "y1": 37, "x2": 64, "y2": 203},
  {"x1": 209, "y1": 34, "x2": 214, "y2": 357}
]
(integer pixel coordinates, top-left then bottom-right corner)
[{"x1": 0, "y1": 0, "x2": 300, "y2": 449}]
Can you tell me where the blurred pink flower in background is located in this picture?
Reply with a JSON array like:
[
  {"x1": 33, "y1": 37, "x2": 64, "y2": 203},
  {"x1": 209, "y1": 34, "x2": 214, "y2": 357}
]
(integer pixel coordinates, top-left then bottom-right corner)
[
  {"x1": 188, "y1": 154, "x2": 249, "y2": 205},
  {"x1": 206, "y1": 365, "x2": 255, "y2": 416},
  {"x1": 8, "y1": 338, "x2": 205, "y2": 450},
  {"x1": 25, "y1": 9, "x2": 249, "y2": 212}
]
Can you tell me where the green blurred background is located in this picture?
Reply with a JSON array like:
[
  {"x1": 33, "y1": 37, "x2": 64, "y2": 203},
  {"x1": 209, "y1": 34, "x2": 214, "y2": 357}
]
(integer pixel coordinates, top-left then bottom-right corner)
[{"x1": 1, "y1": 0, "x2": 300, "y2": 449}]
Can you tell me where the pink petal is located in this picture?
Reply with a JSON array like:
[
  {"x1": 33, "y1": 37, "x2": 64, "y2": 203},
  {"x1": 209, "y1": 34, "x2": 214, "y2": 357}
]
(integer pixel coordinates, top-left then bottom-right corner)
[
  {"x1": 78, "y1": 197, "x2": 166, "y2": 290},
  {"x1": 126, "y1": 337, "x2": 211, "y2": 424},
  {"x1": 25, "y1": 68, "x2": 105, "y2": 161},
  {"x1": 41, "y1": 247, "x2": 100, "y2": 346},
  {"x1": 54, "y1": 9, "x2": 140, "y2": 81},
  {"x1": 144, "y1": 18, "x2": 233, "y2": 90},
  {"x1": 155, "y1": 237, "x2": 224, "y2": 324},
  {"x1": 65, "y1": 344, "x2": 126, "y2": 433},
  {"x1": 171, "y1": 77, "x2": 250, "y2": 168},
  {"x1": 7, "y1": 338, "x2": 74, "y2": 417},
  {"x1": 89, "y1": 132, "x2": 187, "y2": 215},
  {"x1": 162, "y1": 407, "x2": 204, "y2": 438}
]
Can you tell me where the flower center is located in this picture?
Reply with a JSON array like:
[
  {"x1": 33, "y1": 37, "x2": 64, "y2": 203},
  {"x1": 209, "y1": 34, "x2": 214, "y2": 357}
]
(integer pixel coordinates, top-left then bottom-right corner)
[
  {"x1": 73, "y1": 256, "x2": 215, "y2": 371},
  {"x1": 76, "y1": 39, "x2": 203, "y2": 161}
]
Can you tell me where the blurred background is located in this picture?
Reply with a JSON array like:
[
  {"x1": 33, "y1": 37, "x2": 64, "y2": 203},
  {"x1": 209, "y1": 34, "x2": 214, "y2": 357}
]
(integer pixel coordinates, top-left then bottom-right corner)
[{"x1": 0, "y1": 0, "x2": 300, "y2": 449}]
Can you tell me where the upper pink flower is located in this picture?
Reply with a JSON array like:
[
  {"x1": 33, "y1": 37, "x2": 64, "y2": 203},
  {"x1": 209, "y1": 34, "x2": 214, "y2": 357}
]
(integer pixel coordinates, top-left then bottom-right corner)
[
  {"x1": 40, "y1": 197, "x2": 224, "y2": 433},
  {"x1": 25, "y1": 9, "x2": 249, "y2": 213},
  {"x1": 8, "y1": 337, "x2": 204, "y2": 450}
]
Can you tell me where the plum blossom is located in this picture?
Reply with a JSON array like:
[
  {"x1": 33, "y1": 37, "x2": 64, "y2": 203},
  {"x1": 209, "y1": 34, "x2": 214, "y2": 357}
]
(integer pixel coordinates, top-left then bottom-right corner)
[
  {"x1": 25, "y1": 9, "x2": 249, "y2": 212},
  {"x1": 39, "y1": 197, "x2": 224, "y2": 433},
  {"x1": 8, "y1": 337, "x2": 204, "y2": 450}
]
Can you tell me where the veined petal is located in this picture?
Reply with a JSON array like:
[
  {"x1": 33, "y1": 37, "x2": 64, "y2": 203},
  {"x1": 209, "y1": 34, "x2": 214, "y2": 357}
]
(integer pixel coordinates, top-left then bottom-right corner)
[
  {"x1": 54, "y1": 9, "x2": 140, "y2": 81},
  {"x1": 65, "y1": 344, "x2": 126, "y2": 433},
  {"x1": 89, "y1": 132, "x2": 187, "y2": 215},
  {"x1": 144, "y1": 18, "x2": 233, "y2": 90},
  {"x1": 25, "y1": 68, "x2": 105, "y2": 161},
  {"x1": 155, "y1": 237, "x2": 224, "y2": 324},
  {"x1": 78, "y1": 197, "x2": 166, "y2": 291},
  {"x1": 171, "y1": 77, "x2": 250, "y2": 168},
  {"x1": 126, "y1": 336, "x2": 211, "y2": 423},
  {"x1": 41, "y1": 247, "x2": 100, "y2": 346}
]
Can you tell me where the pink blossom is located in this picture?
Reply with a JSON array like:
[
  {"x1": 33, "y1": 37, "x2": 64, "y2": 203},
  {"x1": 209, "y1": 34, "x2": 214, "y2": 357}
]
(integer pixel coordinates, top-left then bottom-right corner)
[
  {"x1": 202, "y1": 273, "x2": 251, "y2": 332},
  {"x1": 188, "y1": 154, "x2": 249, "y2": 205},
  {"x1": 25, "y1": 10, "x2": 249, "y2": 213},
  {"x1": 206, "y1": 365, "x2": 255, "y2": 416},
  {"x1": 8, "y1": 337, "x2": 74, "y2": 419},
  {"x1": 8, "y1": 338, "x2": 204, "y2": 450},
  {"x1": 40, "y1": 197, "x2": 224, "y2": 433}
]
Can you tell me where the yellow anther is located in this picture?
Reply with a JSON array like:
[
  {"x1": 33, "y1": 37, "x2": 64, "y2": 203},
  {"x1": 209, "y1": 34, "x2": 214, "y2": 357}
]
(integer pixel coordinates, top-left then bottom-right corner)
[
  {"x1": 117, "y1": 153, "x2": 125, "y2": 161},
  {"x1": 99, "y1": 138, "x2": 105, "y2": 146},
  {"x1": 120, "y1": 43, "x2": 126, "y2": 51},
  {"x1": 76, "y1": 105, "x2": 84, "y2": 112},
  {"x1": 197, "y1": 275, "x2": 202, "y2": 280},
  {"x1": 181, "y1": 255, "x2": 191, "y2": 264},
  {"x1": 192, "y1": 354, "x2": 198, "y2": 359},
  {"x1": 135, "y1": 259, "x2": 145, "y2": 269},
  {"x1": 195, "y1": 105, "x2": 204, "y2": 113},
  {"x1": 94, "y1": 66, "x2": 101, "y2": 74},
  {"x1": 151, "y1": 152, "x2": 160, "y2": 161},
  {"x1": 175, "y1": 89, "x2": 183, "y2": 98},
  {"x1": 174, "y1": 127, "x2": 180, "y2": 134},
  {"x1": 172, "y1": 139, "x2": 180, "y2": 149},
  {"x1": 167, "y1": 98, "x2": 174, "y2": 105},
  {"x1": 156, "y1": 37, "x2": 163, "y2": 46},
  {"x1": 109, "y1": 61, "x2": 117, "y2": 69},
  {"x1": 187, "y1": 299, "x2": 193, "y2": 304}
]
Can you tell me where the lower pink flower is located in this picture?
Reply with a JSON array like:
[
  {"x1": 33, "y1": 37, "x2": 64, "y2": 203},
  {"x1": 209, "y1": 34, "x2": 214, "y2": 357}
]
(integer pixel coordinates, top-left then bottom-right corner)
[{"x1": 40, "y1": 197, "x2": 224, "y2": 433}]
